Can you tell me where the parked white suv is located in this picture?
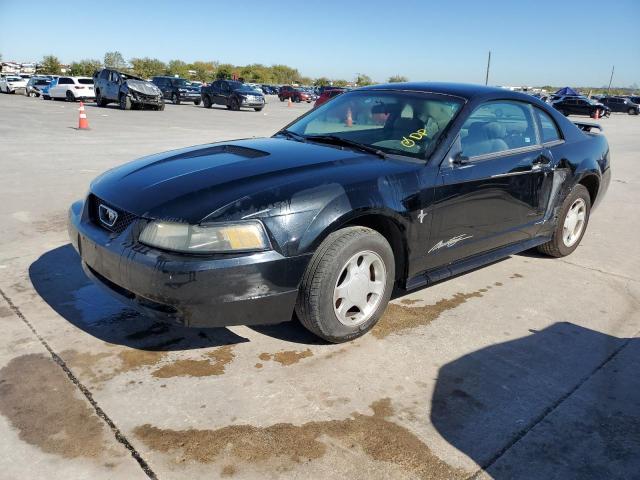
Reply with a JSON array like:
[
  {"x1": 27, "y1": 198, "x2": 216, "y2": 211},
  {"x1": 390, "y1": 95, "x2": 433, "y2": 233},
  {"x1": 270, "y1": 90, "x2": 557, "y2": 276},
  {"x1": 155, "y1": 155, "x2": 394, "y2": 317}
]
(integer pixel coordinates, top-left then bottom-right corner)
[
  {"x1": 48, "y1": 76, "x2": 95, "y2": 102},
  {"x1": 0, "y1": 76, "x2": 28, "y2": 93}
]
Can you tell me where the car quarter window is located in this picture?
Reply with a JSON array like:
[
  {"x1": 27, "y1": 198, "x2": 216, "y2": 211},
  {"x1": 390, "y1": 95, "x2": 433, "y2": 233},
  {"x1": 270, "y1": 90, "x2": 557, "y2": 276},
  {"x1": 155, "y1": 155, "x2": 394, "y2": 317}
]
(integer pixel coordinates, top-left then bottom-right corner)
[
  {"x1": 460, "y1": 101, "x2": 537, "y2": 158},
  {"x1": 58, "y1": 78, "x2": 72, "y2": 84},
  {"x1": 534, "y1": 108, "x2": 562, "y2": 143}
]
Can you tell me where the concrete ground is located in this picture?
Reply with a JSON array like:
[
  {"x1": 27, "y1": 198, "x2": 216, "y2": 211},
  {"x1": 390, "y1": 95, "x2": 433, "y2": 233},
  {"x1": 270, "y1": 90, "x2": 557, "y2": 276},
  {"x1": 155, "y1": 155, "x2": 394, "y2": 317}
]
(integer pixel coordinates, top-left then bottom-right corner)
[{"x1": 0, "y1": 92, "x2": 638, "y2": 480}]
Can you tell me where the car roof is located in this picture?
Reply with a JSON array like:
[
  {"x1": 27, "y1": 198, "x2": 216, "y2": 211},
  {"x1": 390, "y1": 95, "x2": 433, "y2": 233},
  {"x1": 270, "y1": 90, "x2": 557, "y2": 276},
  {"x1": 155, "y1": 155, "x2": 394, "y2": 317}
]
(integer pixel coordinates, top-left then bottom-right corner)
[{"x1": 360, "y1": 82, "x2": 542, "y2": 101}]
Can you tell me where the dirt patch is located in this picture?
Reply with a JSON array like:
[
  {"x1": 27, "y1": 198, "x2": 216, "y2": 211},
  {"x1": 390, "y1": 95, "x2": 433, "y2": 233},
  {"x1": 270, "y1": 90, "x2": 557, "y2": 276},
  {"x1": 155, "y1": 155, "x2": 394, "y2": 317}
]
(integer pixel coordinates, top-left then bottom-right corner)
[
  {"x1": 151, "y1": 346, "x2": 235, "y2": 378},
  {"x1": 373, "y1": 290, "x2": 487, "y2": 339},
  {"x1": 62, "y1": 348, "x2": 166, "y2": 385},
  {"x1": 118, "y1": 349, "x2": 166, "y2": 372},
  {"x1": 400, "y1": 298, "x2": 421, "y2": 305},
  {"x1": 221, "y1": 465, "x2": 237, "y2": 477},
  {"x1": 0, "y1": 306, "x2": 12, "y2": 318},
  {"x1": 0, "y1": 354, "x2": 107, "y2": 458},
  {"x1": 63, "y1": 350, "x2": 114, "y2": 384},
  {"x1": 258, "y1": 349, "x2": 313, "y2": 366},
  {"x1": 133, "y1": 398, "x2": 466, "y2": 479},
  {"x1": 510, "y1": 273, "x2": 524, "y2": 279}
]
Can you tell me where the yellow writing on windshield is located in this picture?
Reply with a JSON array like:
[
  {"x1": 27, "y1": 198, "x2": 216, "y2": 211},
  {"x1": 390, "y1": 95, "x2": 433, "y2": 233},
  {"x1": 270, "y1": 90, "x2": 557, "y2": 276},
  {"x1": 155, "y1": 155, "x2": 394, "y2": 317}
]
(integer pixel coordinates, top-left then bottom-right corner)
[{"x1": 400, "y1": 128, "x2": 428, "y2": 148}]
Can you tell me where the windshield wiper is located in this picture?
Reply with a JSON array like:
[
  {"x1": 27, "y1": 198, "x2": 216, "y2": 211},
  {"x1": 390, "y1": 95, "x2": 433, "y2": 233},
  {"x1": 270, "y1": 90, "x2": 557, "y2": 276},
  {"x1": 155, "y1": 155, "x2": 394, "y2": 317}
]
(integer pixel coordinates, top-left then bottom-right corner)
[
  {"x1": 275, "y1": 129, "x2": 307, "y2": 143},
  {"x1": 306, "y1": 135, "x2": 387, "y2": 159}
]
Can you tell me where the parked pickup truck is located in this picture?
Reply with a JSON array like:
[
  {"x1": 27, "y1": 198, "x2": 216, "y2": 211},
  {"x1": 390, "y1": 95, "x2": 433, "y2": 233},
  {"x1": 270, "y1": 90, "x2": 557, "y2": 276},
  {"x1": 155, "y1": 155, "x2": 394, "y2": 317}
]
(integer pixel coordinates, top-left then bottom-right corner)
[{"x1": 200, "y1": 80, "x2": 265, "y2": 111}]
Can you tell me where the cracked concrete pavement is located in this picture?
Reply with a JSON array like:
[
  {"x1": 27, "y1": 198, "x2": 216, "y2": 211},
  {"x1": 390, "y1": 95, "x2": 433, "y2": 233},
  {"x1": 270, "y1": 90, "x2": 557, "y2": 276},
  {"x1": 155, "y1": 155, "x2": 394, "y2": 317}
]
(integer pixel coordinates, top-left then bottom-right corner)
[{"x1": 0, "y1": 93, "x2": 638, "y2": 479}]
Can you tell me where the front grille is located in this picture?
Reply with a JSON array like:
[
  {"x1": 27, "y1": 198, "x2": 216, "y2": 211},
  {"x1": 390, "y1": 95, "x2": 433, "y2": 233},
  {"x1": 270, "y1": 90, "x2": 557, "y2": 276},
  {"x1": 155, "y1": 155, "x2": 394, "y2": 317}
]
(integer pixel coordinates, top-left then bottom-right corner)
[{"x1": 88, "y1": 194, "x2": 137, "y2": 234}]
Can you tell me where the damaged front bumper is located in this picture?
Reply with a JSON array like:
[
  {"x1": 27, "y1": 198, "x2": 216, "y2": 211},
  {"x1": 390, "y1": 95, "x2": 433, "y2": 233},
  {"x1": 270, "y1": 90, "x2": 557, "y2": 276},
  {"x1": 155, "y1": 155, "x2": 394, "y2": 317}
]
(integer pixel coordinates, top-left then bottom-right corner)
[{"x1": 67, "y1": 200, "x2": 310, "y2": 328}]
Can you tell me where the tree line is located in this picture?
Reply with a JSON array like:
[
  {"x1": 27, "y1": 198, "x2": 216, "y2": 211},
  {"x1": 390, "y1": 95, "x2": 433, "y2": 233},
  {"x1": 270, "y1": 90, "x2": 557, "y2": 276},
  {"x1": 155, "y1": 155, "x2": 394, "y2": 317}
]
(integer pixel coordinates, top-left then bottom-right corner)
[{"x1": 35, "y1": 52, "x2": 409, "y2": 85}]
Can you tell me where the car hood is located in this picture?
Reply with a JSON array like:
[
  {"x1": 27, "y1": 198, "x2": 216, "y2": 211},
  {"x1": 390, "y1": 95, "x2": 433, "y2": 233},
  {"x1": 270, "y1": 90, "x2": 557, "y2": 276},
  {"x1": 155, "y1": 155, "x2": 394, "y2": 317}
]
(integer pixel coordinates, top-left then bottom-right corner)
[
  {"x1": 235, "y1": 88, "x2": 263, "y2": 95},
  {"x1": 125, "y1": 79, "x2": 160, "y2": 96},
  {"x1": 90, "y1": 137, "x2": 416, "y2": 223}
]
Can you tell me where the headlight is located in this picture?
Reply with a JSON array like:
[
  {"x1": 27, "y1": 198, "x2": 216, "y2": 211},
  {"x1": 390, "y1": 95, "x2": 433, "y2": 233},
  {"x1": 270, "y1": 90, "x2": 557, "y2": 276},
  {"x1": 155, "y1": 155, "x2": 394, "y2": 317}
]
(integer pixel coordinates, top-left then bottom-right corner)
[{"x1": 139, "y1": 220, "x2": 270, "y2": 253}]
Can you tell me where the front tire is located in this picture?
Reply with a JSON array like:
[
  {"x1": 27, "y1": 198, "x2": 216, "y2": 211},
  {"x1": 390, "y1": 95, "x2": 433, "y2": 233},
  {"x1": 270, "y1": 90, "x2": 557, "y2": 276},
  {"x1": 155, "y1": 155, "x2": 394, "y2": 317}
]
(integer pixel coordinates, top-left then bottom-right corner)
[
  {"x1": 538, "y1": 184, "x2": 591, "y2": 258},
  {"x1": 629, "y1": 108, "x2": 637, "y2": 115},
  {"x1": 119, "y1": 94, "x2": 131, "y2": 110},
  {"x1": 254, "y1": 107, "x2": 263, "y2": 112},
  {"x1": 172, "y1": 93, "x2": 180, "y2": 105},
  {"x1": 194, "y1": 99, "x2": 201, "y2": 106},
  {"x1": 202, "y1": 95, "x2": 212, "y2": 108},
  {"x1": 66, "y1": 90, "x2": 76, "y2": 102},
  {"x1": 295, "y1": 227, "x2": 395, "y2": 343}
]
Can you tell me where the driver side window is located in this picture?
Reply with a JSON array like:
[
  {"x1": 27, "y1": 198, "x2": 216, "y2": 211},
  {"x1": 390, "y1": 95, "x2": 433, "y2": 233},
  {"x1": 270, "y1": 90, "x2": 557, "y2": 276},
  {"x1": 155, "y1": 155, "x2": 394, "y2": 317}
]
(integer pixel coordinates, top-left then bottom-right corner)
[{"x1": 460, "y1": 101, "x2": 536, "y2": 158}]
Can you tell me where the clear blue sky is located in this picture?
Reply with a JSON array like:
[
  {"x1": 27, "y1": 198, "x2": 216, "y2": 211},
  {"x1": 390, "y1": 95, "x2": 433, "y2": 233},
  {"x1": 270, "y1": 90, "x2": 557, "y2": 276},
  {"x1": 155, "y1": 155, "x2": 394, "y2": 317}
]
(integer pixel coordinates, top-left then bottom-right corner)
[{"x1": 1, "y1": 0, "x2": 638, "y2": 87}]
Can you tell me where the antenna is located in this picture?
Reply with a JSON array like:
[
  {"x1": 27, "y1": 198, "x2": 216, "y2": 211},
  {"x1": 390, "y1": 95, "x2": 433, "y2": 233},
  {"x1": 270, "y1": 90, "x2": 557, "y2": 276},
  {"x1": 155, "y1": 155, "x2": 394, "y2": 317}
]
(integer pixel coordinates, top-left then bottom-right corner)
[{"x1": 485, "y1": 51, "x2": 491, "y2": 86}]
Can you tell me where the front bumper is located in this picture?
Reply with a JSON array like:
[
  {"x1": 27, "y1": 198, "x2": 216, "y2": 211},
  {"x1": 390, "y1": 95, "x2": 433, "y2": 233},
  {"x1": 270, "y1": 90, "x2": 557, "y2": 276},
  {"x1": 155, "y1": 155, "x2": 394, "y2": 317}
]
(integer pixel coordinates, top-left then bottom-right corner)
[
  {"x1": 178, "y1": 92, "x2": 201, "y2": 100},
  {"x1": 129, "y1": 92, "x2": 163, "y2": 105},
  {"x1": 67, "y1": 200, "x2": 311, "y2": 328},
  {"x1": 241, "y1": 97, "x2": 265, "y2": 108}
]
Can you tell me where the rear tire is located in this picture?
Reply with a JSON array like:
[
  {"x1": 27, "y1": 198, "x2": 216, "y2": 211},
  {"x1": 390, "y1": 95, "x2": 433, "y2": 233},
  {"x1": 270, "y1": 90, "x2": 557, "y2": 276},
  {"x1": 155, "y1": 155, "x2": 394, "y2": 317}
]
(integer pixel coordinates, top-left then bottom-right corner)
[
  {"x1": 157, "y1": 101, "x2": 165, "y2": 111},
  {"x1": 172, "y1": 93, "x2": 180, "y2": 105},
  {"x1": 295, "y1": 227, "x2": 395, "y2": 343},
  {"x1": 629, "y1": 108, "x2": 637, "y2": 115},
  {"x1": 537, "y1": 184, "x2": 591, "y2": 258},
  {"x1": 203, "y1": 95, "x2": 212, "y2": 108}
]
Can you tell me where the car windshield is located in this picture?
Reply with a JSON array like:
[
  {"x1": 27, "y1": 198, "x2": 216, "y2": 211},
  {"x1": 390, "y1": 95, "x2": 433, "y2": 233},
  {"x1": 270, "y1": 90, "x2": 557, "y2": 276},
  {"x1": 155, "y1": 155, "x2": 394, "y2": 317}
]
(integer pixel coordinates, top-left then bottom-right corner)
[
  {"x1": 35, "y1": 80, "x2": 50, "y2": 85},
  {"x1": 285, "y1": 90, "x2": 464, "y2": 160},
  {"x1": 227, "y1": 81, "x2": 244, "y2": 90},
  {"x1": 7, "y1": 77, "x2": 20, "y2": 81},
  {"x1": 172, "y1": 79, "x2": 189, "y2": 87}
]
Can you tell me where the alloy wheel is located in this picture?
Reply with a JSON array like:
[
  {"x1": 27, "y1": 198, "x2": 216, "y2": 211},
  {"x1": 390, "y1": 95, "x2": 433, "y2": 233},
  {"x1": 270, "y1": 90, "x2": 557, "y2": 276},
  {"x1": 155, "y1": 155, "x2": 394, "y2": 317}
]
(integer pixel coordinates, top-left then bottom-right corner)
[
  {"x1": 562, "y1": 198, "x2": 586, "y2": 247},
  {"x1": 333, "y1": 250, "x2": 386, "y2": 327}
]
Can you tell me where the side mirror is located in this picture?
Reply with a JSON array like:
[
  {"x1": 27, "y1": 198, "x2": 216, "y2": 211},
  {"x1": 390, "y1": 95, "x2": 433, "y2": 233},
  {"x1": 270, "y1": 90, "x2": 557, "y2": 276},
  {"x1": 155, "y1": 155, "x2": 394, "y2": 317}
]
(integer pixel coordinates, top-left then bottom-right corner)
[{"x1": 451, "y1": 151, "x2": 469, "y2": 165}]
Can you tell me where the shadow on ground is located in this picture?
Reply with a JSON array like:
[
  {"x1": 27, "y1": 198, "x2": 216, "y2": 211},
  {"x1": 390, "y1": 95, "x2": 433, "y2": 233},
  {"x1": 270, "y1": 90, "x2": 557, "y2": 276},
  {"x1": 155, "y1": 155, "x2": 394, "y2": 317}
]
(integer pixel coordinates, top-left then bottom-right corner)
[
  {"x1": 431, "y1": 322, "x2": 639, "y2": 479},
  {"x1": 28, "y1": 244, "x2": 254, "y2": 350}
]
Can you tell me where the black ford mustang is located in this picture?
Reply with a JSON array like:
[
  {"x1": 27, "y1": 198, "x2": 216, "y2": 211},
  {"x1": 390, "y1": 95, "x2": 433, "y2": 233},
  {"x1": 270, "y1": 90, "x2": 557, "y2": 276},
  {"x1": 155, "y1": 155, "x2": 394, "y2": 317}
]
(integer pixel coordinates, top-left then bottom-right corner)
[{"x1": 68, "y1": 83, "x2": 611, "y2": 342}]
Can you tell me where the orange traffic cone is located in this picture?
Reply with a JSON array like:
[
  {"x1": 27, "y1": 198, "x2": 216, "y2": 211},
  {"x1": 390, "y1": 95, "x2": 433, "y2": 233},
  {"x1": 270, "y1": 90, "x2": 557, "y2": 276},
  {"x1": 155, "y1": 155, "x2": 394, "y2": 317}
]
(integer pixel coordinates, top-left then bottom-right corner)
[
  {"x1": 287, "y1": 97, "x2": 292, "y2": 107},
  {"x1": 78, "y1": 102, "x2": 89, "y2": 130},
  {"x1": 345, "y1": 108, "x2": 353, "y2": 127}
]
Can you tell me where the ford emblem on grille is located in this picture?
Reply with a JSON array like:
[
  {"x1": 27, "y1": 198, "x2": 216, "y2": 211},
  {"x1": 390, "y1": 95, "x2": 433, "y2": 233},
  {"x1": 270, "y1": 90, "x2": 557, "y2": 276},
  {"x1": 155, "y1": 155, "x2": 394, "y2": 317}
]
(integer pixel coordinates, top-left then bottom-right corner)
[{"x1": 98, "y1": 204, "x2": 118, "y2": 227}]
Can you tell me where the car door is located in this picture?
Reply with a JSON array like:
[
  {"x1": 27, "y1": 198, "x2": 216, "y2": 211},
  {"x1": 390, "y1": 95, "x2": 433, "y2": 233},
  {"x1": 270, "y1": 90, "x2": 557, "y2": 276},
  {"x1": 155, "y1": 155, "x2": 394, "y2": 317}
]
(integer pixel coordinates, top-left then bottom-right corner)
[
  {"x1": 51, "y1": 77, "x2": 69, "y2": 97},
  {"x1": 106, "y1": 71, "x2": 120, "y2": 100},
  {"x1": 425, "y1": 100, "x2": 548, "y2": 270},
  {"x1": 219, "y1": 81, "x2": 231, "y2": 105}
]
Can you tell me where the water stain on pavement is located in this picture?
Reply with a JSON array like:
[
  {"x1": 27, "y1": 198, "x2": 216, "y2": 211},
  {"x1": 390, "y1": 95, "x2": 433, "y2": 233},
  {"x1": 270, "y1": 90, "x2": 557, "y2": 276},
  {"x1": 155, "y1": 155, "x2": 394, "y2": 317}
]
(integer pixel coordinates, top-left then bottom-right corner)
[
  {"x1": 373, "y1": 290, "x2": 486, "y2": 339},
  {"x1": 133, "y1": 398, "x2": 466, "y2": 479},
  {"x1": 0, "y1": 354, "x2": 107, "y2": 458},
  {"x1": 258, "y1": 349, "x2": 313, "y2": 366},
  {"x1": 151, "y1": 346, "x2": 235, "y2": 378}
]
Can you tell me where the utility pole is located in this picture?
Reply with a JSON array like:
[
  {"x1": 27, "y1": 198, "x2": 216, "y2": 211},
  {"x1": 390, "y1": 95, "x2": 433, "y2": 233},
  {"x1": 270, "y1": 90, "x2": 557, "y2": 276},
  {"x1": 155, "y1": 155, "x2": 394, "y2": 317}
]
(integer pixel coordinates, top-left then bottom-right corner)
[
  {"x1": 485, "y1": 51, "x2": 491, "y2": 86},
  {"x1": 607, "y1": 65, "x2": 615, "y2": 96}
]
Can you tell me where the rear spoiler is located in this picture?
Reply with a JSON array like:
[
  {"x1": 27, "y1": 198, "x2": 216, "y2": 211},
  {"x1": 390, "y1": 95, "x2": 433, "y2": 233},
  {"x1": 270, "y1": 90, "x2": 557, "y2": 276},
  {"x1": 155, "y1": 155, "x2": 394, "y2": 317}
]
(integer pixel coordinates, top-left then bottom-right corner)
[{"x1": 574, "y1": 122, "x2": 603, "y2": 133}]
